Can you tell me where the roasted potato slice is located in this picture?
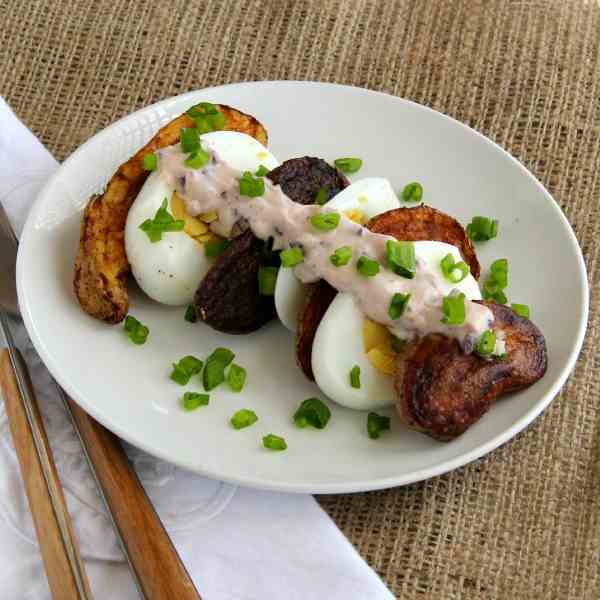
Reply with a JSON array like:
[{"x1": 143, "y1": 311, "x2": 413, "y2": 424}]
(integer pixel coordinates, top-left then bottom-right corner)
[
  {"x1": 394, "y1": 302, "x2": 547, "y2": 441},
  {"x1": 295, "y1": 205, "x2": 479, "y2": 380},
  {"x1": 74, "y1": 104, "x2": 268, "y2": 323}
]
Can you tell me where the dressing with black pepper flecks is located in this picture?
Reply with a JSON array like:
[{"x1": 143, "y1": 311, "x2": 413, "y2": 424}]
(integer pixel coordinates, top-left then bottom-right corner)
[{"x1": 157, "y1": 144, "x2": 493, "y2": 347}]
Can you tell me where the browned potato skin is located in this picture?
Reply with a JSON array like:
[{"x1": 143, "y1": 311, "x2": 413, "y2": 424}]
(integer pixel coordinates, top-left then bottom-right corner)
[
  {"x1": 73, "y1": 105, "x2": 268, "y2": 324},
  {"x1": 295, "y1": 205, "x2": 480, "y2": 381},
  {"x1": 395, "y1": 302, "x2": 547, "y2": 441}
]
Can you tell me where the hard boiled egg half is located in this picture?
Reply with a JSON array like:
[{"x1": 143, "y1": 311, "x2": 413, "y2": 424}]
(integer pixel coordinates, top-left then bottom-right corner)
[
  {"x1": 311, "y1": 241, "x2": 482, "y2": 410},
  {"x1": 274, "y1": 177, "x2": 401, "y2": 331},
  {"x1": 125, "y1": 131, "x2": 279, "y2": 305}
]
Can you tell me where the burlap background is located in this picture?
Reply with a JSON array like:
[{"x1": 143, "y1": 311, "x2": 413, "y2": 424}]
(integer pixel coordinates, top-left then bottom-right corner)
[{"x1": 1, "y1": 0, "x2": 598, "y2": 598}]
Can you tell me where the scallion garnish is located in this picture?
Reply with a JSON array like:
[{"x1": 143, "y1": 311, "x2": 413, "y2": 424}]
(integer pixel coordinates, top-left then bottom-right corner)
[
  {"x1": 227, "y1": 364, "x2": 247, "y2": 392},
  {"x1": 511, "y1": 303, "x2": 530, "y2": 318},
  {"x1": 187, "y1": 103, "x2": 225, "y2": 132},
  {"x1": 203, "y1": 347, "x2": 235, "y2": 391},
  {"x1": 314, "y1": 187, "x2": 328, "y2": 205},
  {"x1": 440, "y1": 253, "x2": 470, "y2": 283},
  {"x1": 389, "y1": 293, "x2": 411, "y2": 320},
  {"x1": 142, "y1": 152, "x2": 157, "y2": 171},
  {"x1": 170, "y1": 355, "x2": 204, "y2": 386},
  {"x1": 466, "y1": 216, "x2": 499, "y2": 242},
  {"x1": 180, "y1": 127, "x2": 200, "y2": 153},
  {"x1": 239, "y1": 171, "x2": 265, "y2": 197},
  {"x1": 123, "y1": 315, "x2": 149, "y2": 345},
  {"x1": 482, "y1": 258, "x2": 509, "y2": 304},
  {"x1": 310, "y1": 212, "x2": 340, "y2": 231},
  {"x1": 367, "y1": 412, "x2": 391, "y2": 439},
  {"x1": 386, "y1": 240, "x2": 416, "y2": 278},
  {"x1": 185, "y1": 304, "x2": 198, "y2": 323},
  {"x1": 184, "y1": 147, "x2": 210, "y2": 169},
  {"x1": 400, "y1": 182, "x2": 423, "y2": 202},
  {"x1": 293, "y1": 397, "x2": 331, "y2": 429},
  {"x1": 280, "y1": 247, "x2": 304, "y2": 268},
  {"x1": 334, "y1": 157, "x2": 363, "y2": 174},
  {"x1": 349, "y1": 365, "x2": 361, "y2": 389},
  {"x1": 139, "y1": 198, "x2": 185, "y2": 242},
  {"x1": 263, "y1": 434, "x2": 287, "y2": 451},
  {"x1": 258, "y1": 266, "x2": 278, "y2": 296},
  {"x1": 330, "y1": 245, "x2": 353, "y2": 267},
  {"x1": 255, "y1": 165, "x2": 269, "y2": 177},
  {"x1": 475, "y1": 330, "x2": 496, "y2": 356},
  {"x1": 356, "y1": 255, "x2": 380, "y2": 277},
  {"x1": 182, "y1": 392, "x2": 209, "y2": 411},
  {"x1": 204, "y1": 238, "x2": 232, "y2": 258},
  {"x1": 230, "y1": 409, "x2": 258, "y2": 429},
  {"x1": 441, "y1": 292, "x2": 466, "y2": 326}
]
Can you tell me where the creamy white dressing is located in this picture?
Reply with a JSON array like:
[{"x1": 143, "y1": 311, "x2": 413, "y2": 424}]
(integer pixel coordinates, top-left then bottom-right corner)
[{"x1": 157, "y1": 145, "x2": 493, "y2": 348}]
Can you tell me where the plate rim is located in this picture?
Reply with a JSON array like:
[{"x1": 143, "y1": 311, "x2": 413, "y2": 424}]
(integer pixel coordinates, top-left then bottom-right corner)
[{"x1": 17, "y1": 80, "x2": 590, "y2": 493}]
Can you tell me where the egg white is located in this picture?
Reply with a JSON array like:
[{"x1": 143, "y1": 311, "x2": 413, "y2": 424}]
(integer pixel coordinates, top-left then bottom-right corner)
[
  {"x1": 311, "y1": 240, "x2": 482, "y2": 410},
  {"x1": 274, "y1": 177, "x2": 400, "y2": 332},
  {"x1": 125, "y1": 132, "x2": 279, "y2": 306}
]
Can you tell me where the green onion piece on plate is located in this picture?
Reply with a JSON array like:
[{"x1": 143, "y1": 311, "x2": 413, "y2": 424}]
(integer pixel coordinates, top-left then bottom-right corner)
[
  {"x1": 293, "y1": 397, "x2": 331, "y2": 429},
  {"x1": 139, "y1": 198, "x2": 185, "y2": 243},
  {"x1": 310, "y1": 212, "x2": 340, "y2": 231},
  {"x1": 170, "y1": 355, "x2": 203, "y2": 386},
  {"x1": 367, "y1": 412, "x2": 391, "y2": 439},
  {"x1": 142, "y1": 152, "x2": 157, "y2": 171},
  {"x1": 314, "y1": 187, "x2": 328, "y2": 205},
  {"x1": 263, "y1": 434, "x2": 287, "y2": 451},
  {"x1": 356, "y1": 255, "x2": 380, "y2": 277},
  {"x1": 511, "y1": 303, "x2": 530, "y2": 318},
  {"x1": 184, "y1": 147, "x2": 210, "y2": 169},
  {"x1": 475, "y1": 330, "x2": 496, "y2": 356},
  {"x1": 123, "y1": 315, "x2": 149, "y2": 345},
  {"x1": 230, "y1": 409, "x2": 258, "y2": 430},
  {"x1": 182, "y1": 392, "x2": 209, "y2": 411},
  {"x1": 466, "y1": 216, "x2": 499, "y2": 242},
  {"x1": 400, "y1": 182, "x2": 423, "y2": 202},
  {"x1": 440, "y1": 253, "x2": 470, "y2": 283},
  {"x1": 389, "y1": 293, "x2": 411, "y2": 320},
  {"x1": 280, "y1": 247, "x2": 304, "y2": 268},
  {"x1": 330, "y1": 245, "x2": 353, "y2": 267},
  {"x1": 334, "y1": 157, "x2": 362, "y2": 174},
  {"x1": 258, "y1": 266, "x2": 278, "y2": 296},
  {"x1": 180, "y1": 127, "x2": 200, "y2": 153},
  {"x1": 441, "y1": 293, "x2": 466, "y2": 326},
  {"x1": 255, "y1": 165, "x2": 269, "y2": 177},
  {"x1": 386, "y1": 240, "x2": 416, "y2": 278},
  {"x1": 184, "y1": 304, "x2": 197, "y2": 323},
  {"x1": 349, "y1": 365, "x2": 361, "y2": 389},
  {"x1": 227, "y1": 364, "x2": 247, "y2": 392},
  {"x1": 203, "y1": 347, "x2": 235, "y2": 391},
  {"x1": 204, "y1": 238, "x2": 232, "y2": 258},
  {"x1": 239, "y1": 171, "x2": 265, "y2": 197}
]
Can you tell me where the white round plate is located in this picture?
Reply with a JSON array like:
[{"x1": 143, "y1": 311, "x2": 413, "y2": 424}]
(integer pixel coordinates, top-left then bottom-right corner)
[{"x1": 17, "y1": 82, "x2": 588, "y2": 493}]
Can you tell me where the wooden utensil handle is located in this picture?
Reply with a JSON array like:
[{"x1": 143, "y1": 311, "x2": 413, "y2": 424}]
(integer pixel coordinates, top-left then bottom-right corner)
[
  {"x1": 66, "y1": 398, "x2": 201, "y2": 600},
  {"x1": 0, "y1": 349, "x2": 92, "y2": 599}
]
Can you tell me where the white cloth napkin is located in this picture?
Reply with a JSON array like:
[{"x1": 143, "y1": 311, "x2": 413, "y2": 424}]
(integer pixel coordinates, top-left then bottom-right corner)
[{"x1": 0, "y1": 97, "x2": 394, "y2": 600}]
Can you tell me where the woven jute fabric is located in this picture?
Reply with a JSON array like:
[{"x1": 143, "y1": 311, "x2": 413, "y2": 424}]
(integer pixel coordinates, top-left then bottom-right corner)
[{"x1": 1, "y1": 0, "x2": 599, "y2": 598}]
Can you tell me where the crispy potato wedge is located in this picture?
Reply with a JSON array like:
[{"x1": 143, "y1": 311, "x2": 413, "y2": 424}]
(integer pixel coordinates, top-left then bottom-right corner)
[
  {"x1": 295, "y1": 205, "x2": 479, "y2": 380},
  {"x1": 74, "y1": 104, "x2": 268, "y2": 323},
  {"x1": 394, "y1": 302, "x2": 547, "y2": 441}
]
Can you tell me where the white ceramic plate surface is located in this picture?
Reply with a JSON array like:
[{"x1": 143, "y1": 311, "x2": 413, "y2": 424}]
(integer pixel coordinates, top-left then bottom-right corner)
[{"x1": 17, "y1": 81, "x2": 588, "y2": 493}]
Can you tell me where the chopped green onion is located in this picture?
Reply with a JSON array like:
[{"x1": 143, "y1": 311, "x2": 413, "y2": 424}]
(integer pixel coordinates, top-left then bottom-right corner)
[
  {"x1": 184, "y1": 147, "x2": 210, "y2": 169},
  {"x1": 227, "y1": 363, "x2": 247, "y2": 392},
  {"x1": 482, "y1": 258, "x2": 509, "y2": 304},
  {"x1": 334, "y1": 157, "x2": 363, "y2": 174},
  {"x1": 280, "y1": 247, "x2": 304, "y2": 268},
  {"x1": 475, "y1": 330, "x2": 496, "y2": 356},
  {"x1": 349, "y1": 365, "x2": 361, "y2": 389},
  {"x1": 180, "y1": 127, "x2": 200, "y2": 153},
  {"x1": 293, "y1": 397, "x2": 331, "y2": 429},
  {"x1": 123, "y1": 315, "x2": 149, "y2": 345},
  {"x1": 204, "y1": 238, "x2": 232, "y2": 258},
  {"x1": 441, "y1": 293, "x2": 466, "y2": 326},
  {"x1": 314, "y1": 187, "x2": 328, "y2": 205},
  {"x1": 490, "y1": 258, "x2": 508, "y2": 287},
  {"x1": 187, "y1": 103, "x2": 225, "y2": 132},
  {"x1": 401, "y1": 182, "x2": 423, "y2": 202},
  {"x1": 440, "y1": 253, "x2": 470, "y2": 283},
  {"x1": 230, "y1": 409, "x2": 258, "y2": 429},
  {"x1": 258, "y1": 266, "x2": 278, "y2": 296},
  {"x1": 330, "y1": 246, "x2": 353, "y2": 267},
  {"x1": 182, "y1": 392, "x2": 209, "y2": 411},
  {"x1": 185, "y1": 304, "x2": 198, "y2": 323},
  {"x1": 139, "y1": 198, "x2": 185, "y2": 242},
  {"x1": 511, "y1": 303, "x2": 530, "y2": 318},
  {"x1": 389, "y1": 293, "x2": 411, "y2": 320},
  {"x1": 310, "y1": 212, "x2": 340, "y2": 231},
  {"x1": 239, "y1": 171, "x2": 265, "y2": 197},
  {"x1": 483, "y1": 288, "x2": 508, "y2": 304},
  {"x1": 170, "y1": 355, "x2": 203, "y2": 385},
  {"x1": 386, "y1": 240, "x2": 416, "y2": 278},
  {"x1": 356, "y1": 255, "x2": 380, "y2": 277},
  {"x1": 142, "y1": 153, "x2": 157, "y2": 171},
  {"x1": 466, "y1": 216, "x2": 499, "y2": 242},
  {"x1": 367, "y1": 412, "x2": 391, "y2": 439},
  {"x1": 263, "y1": 434, "x2": 287, "y2": 451},
  {"x1": 203, "y1": 347, "x2": 235, "y2": 391},
  {"x1": 391, "y1": 335, "x2": 406, "y2": 353},
  {"x1": 255, "y1": 165, "x2": 269, "y2": 177}
]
